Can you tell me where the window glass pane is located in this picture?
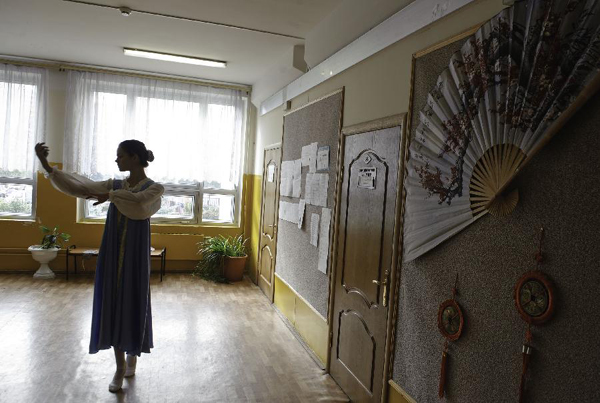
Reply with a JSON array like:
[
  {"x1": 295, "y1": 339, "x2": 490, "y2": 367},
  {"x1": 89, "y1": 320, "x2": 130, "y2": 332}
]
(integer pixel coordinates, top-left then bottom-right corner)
[
  {"x1": 90, "y1": 92, "x2": 128, "y2": 181},
  {"x1": 134, "y1": 97, "x2": 202, "y2": 186},
  {"x1": 85, "y1": 199, "x2": 110, "y2": 219},
  {"x1": 85, "y1": 194, "x2": 195, "y2": 221},
  {"x1": 155, "y1": 194, "x2": 195, "y2": 219},
  {"x1": 0, "y1": 183, "x2": 33, "y2": 216},
  {"x1": 0, "y1": 82, "x2": 38, "y2": 180},
  {"x1": 203, "y1": 104, "x2": 238, "y2": 187},
  {"x1": 202, "y1": 194, "x2": 234, "y2": 223}
]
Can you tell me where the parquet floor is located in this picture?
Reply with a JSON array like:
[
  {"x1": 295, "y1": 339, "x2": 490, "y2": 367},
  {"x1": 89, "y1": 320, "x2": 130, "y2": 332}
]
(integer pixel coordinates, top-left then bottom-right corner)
[{"x1": 0, "y1": 274, "x2": 348, "y2": 403}]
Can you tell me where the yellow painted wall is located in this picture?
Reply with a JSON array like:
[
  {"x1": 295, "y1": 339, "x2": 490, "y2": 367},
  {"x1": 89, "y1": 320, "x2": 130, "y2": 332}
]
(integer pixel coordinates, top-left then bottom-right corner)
[
  {"x1": 273, "y1": 274, "x2": 329, "y2": 365},
  {"x1": 243, "y1": 174, "x2": 262, "y2": 283},
  {"x1": 0, "y1": 170, "x2": 256, "y2": 272}
]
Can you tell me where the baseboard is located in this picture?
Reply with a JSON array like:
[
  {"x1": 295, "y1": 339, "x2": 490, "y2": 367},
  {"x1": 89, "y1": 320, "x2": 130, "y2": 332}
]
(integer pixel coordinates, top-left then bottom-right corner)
[
  {"x1": 273, "y1": 274, "x2": 329, "y2": 365},
  {"x1": 388, "y1": 379, "x2": 417, "y2": 403},
  {"x1": 272, "y1": 305, "x2": 326, "y2": 370}
]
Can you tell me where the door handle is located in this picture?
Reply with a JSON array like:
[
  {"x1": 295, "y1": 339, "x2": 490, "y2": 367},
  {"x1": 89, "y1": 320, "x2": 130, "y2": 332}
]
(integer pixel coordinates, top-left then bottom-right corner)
[{"x1": 372, "y1": 275, "x2": 389, "y2": 307}]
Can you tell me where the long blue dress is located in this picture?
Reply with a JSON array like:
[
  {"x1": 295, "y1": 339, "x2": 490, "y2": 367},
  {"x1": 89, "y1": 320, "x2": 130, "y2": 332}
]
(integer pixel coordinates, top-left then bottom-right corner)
[{"x1": 89, "y1": 179, "x2": 154, "y2": 356}]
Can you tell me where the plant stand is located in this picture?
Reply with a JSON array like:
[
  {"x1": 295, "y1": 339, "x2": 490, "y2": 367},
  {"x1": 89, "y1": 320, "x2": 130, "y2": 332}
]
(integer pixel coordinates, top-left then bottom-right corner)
[{"x1": 29, "y1": 246, "x2": 58, "y2": 279}]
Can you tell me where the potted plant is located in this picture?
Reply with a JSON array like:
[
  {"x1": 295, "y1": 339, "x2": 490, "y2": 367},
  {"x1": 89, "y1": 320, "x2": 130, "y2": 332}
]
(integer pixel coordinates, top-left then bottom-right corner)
[
  {"x1": 29, "y1": 225, "x2": 71, "y2": 279},
  {"x1": 193, "y1": 234, "x2": 248, "y2": 283}
]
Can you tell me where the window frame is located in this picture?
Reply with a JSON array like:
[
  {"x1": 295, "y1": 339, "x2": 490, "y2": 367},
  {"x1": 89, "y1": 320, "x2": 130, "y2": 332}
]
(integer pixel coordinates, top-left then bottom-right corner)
[
  {"x1": 0, "y1": 175, "x2": 37, "y2": 221},
  {"x1": 72, "y1": 78, "x2": 248, "y2": 227},
  {"x1": 78, "y1": 179, "x2": 242, "y2": 227},
  {"x1": 0, "y1": 69, "x2": 44, "y2": 221}
]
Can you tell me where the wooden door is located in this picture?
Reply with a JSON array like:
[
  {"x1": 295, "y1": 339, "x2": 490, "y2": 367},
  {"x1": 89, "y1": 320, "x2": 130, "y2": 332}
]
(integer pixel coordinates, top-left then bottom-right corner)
[
  {"x1": 257, "y1": 146, "x2": 282, "y2": 301},
  {"x1": 329, "y1": 123, "x2": 402, "y2": 402}
]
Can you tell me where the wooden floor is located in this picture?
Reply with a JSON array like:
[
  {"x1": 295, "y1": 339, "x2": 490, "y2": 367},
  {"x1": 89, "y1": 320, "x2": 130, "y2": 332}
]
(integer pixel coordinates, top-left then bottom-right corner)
[{"x1": 0, "y1": 273, "x2": 348, "y2": 403}]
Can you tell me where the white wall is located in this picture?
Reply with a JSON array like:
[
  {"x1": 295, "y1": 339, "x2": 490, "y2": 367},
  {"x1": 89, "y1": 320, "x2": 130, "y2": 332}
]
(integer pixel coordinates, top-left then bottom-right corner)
[
  {"x1": 304, "y1": 0, "x2": 414, "y2": 68},
  {"x1": 253, "y1": 0, "x2": 505, "y2": 173},
  {"x1": 253, "y1": 105, "x2": 284, "y2": 174}
]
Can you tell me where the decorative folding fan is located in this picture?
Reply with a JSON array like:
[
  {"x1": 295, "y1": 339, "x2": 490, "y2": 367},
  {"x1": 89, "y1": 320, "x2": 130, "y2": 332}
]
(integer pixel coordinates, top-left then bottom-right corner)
[{"x1": 403, "y1": 0, "x2": 600, "y2": 262}]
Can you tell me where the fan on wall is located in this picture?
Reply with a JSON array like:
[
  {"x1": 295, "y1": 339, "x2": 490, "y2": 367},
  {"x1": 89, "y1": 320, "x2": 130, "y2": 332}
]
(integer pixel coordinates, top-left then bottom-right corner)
[{"x1": 403, "y1": 0, "x2": 600, "y2": 262}]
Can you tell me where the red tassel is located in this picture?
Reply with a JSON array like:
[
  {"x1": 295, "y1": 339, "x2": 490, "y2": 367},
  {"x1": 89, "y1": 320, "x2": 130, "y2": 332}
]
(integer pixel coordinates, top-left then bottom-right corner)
[
  {"x1": 519, "y1": 344, "x2": 532, "y2": 403},
  {"x1": 439, "y1": 349, "x2": 448, "y2": 398}
]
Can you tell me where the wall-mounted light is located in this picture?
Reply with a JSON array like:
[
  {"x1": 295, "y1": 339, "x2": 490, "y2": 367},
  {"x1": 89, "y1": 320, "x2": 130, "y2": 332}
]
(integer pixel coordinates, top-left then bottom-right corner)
[{"x1": 123, "y1": 48, "x2": 227, "y2": 68}]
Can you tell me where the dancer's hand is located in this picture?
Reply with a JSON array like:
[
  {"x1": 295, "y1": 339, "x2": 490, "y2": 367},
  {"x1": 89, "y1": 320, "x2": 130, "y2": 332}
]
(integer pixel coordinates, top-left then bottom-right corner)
[
  {"x1": 87, "y1": 193, "x2": 109, "y2": 206},
  {"x1": 35, "y1": 143, "x2": 53, "y2": 173}
]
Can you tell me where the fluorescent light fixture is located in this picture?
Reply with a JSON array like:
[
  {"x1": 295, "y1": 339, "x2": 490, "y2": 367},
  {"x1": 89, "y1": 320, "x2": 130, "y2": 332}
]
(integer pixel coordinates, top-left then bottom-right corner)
[{"x1": 123, "y1": 48, "x2": 227, "y2": 68}]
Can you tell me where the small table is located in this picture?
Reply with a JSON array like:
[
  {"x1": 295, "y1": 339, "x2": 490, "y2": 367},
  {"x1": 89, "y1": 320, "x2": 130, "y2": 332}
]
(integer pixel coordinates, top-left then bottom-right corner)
[{"x1": 65, "y1": 246, "x2": 167, "y2": 282}]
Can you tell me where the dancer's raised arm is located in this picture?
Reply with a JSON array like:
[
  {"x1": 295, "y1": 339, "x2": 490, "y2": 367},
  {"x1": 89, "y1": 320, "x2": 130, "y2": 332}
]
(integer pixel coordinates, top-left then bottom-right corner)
[{"x1": 35, "y1": 143, "x2": 112, "y2": 198}]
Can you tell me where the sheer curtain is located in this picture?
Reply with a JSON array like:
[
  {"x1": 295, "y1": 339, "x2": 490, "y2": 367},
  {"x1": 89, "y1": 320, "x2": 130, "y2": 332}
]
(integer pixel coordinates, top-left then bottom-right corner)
[
  {"x1": 63, "y1": 71, "x2": 246, "y2": 186},
  {"x1": 0, "y1": 64, "x2": 47, "y2": 179}
]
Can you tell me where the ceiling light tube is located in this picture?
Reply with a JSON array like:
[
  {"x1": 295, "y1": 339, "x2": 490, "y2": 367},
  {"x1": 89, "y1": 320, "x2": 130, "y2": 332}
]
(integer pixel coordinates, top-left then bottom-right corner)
[{"x1": 123, "y1": 48, "x2": 227, "y2": 68}]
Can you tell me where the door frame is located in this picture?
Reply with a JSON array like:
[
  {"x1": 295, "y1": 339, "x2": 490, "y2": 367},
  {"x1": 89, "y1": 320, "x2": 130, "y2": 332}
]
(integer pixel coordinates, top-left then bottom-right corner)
[
  {"x1": 256, "y1": 143, "x2": 282, "y2": 302},
  {"x1": 325, "y1": 113, "x2": 407, "y2": 403}
]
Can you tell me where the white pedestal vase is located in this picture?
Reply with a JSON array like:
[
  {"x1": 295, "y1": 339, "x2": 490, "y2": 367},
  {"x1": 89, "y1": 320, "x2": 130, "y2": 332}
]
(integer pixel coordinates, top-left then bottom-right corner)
[{"x1": 28, "y1": 246, "x2": 59, "y2": 279}]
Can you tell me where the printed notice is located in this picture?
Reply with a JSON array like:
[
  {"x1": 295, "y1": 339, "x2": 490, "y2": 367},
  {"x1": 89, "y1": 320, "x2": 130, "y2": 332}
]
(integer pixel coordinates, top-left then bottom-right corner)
[
  {"x1": 278, "y1": 201, "x2": 299, "y2": 224},
  {"x1": 280, "y1": 160, "x2": 302, "y2": 198},
  {"x1": 317, "y1": 208, "x2": 332, "y2": 274},
  {"x1": 297, "y1": 199, "x2": 306, "y2": 229},
  {"x1": 358, "y1": 167, "x2": 377, "y2": 189},
  {"x1": 267, "y1": 163, "x2": 276, "y2": 182},
  {"x1": 300, "y1": 142, "x2": 318, "y2": 173},
  {"x1": 292, "y1": 159, "x2": 302, "y2": 197},
  {"x1": 317, "y1": 146, "x2": 330, "y2": 172},
  {"x1": 306, "y1": 173, "x2": 329, "y2": 207},
  {"x1": 279, "y1": 161, "x2": 294, "y2": 196},
  {"x1": 310, "y1": 213, "x2": 320, "y2": 247}
]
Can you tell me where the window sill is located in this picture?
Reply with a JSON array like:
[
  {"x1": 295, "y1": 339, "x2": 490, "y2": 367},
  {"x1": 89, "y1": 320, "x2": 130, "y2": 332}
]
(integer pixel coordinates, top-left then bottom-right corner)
[
  {"x1": 75, "y1": 219, "x2": 241, "y2": 231},
  {"x1": 0, "y1": 217, "x2": 36, "y2": 223}
]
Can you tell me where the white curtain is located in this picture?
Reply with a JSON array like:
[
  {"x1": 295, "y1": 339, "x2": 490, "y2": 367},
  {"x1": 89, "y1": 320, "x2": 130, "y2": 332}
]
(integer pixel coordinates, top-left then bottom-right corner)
[
  {"x1": 63, "y1": 71, "x2": 246, "y2": 186},
  {"x1": 0, "y1": 64, "x2": 47, "y2": 179}
]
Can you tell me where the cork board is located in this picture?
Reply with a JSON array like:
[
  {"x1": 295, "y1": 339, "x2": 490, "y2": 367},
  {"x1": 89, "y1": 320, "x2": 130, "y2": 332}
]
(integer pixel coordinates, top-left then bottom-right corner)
[
  {"x1": 392, "y1": 36, "x2": 600, "y2": 402},
  {"x1": 275, "y1": 89, "x2": 344, "y2": 318}
]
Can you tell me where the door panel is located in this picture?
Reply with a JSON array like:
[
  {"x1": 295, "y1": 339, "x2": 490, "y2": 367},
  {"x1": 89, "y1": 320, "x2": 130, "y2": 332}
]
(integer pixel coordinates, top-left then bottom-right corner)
[
  {"x1": 342, "y1": 152, "x2": 389, "y2": 306},
  {"x1": 330, "y1": 126, "x2": 401, "y2": 403},
  {"x1": 257, "y1": 147, "x2": 282, "y2": 300},
  {"x1": 337, "y1": 310, "x2": 376, "y2": 393}
]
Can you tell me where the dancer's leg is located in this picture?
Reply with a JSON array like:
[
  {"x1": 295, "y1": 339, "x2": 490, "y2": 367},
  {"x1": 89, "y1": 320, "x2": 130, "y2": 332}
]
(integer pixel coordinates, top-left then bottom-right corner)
[
  {"x1": 109, "y1": 348, "x2": 126, "y2": 392},
  {"x1": 125, "y1": 354, "x2": 137, "y2": 377}
]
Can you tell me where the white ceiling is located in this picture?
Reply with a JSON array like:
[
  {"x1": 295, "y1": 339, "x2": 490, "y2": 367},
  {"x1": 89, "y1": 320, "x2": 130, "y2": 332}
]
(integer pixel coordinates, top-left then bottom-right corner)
[{"x1": 0, "y1": 0, "x2": 343, "y2": 86}]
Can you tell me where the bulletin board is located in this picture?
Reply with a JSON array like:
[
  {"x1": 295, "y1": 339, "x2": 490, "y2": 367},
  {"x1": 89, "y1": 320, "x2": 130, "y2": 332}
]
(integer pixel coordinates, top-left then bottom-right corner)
[
  {"x1": 274, "y1": 89, "x2": 344, "y2": 318},
  {"x1": 392, "y1": 28, "x2": 600, "y2": 403}
]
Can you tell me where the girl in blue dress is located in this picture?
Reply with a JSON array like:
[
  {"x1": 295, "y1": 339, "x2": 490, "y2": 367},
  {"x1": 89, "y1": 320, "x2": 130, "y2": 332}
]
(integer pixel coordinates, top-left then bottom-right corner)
[{"x1": 35, "y1": 140, "x2": 164, "y2": 393}]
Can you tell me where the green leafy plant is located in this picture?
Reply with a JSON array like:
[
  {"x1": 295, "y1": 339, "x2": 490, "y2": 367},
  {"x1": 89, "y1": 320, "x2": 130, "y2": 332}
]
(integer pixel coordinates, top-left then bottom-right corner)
[
  {"x1": 39, "y1": 225, "x2": 71, "y2": 249},
  {"x1": 193, "y1": 234, "x2": 247, "y2": 283}
]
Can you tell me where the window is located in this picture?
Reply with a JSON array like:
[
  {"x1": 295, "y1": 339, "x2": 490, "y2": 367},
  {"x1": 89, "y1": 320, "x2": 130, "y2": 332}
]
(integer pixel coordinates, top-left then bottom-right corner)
[
  {"x1": 0, "y1": 64, "x2": 46, "y2": 219},
  {"x1": 64, "y1": 71, "x2": 247, "y2": 225}
]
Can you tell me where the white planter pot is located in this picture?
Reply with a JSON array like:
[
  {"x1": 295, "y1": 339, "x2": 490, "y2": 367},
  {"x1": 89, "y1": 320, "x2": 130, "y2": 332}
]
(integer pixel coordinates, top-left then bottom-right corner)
[{"x1": 28, "y1": 246, "x2": 59, "y2": 279}]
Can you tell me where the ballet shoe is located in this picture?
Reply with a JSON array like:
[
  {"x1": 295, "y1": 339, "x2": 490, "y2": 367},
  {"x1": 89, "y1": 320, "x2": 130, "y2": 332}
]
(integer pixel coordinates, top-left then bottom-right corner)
[
  {"x1": 109, "y1": 368, "x2": 125, "y2": 393},
  {"x1": 125, "y1": 355, "x2": 137, "y2": 378}
]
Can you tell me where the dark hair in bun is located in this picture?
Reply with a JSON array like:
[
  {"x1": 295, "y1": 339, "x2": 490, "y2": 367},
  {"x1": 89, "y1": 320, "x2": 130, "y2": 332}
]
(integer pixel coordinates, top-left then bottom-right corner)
[{"x1": 119, "y1": 139, "x2": 154, "y2": 167}]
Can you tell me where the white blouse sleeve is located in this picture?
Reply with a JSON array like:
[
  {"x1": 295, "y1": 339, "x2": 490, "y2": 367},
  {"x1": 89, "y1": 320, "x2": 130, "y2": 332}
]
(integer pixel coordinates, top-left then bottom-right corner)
[
  {"x1": 48, "y1": 169, "x2": 112, "y2": 199},
  {"x1": 109, "y1": 183, "x2": 164, "y2": 220}
]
